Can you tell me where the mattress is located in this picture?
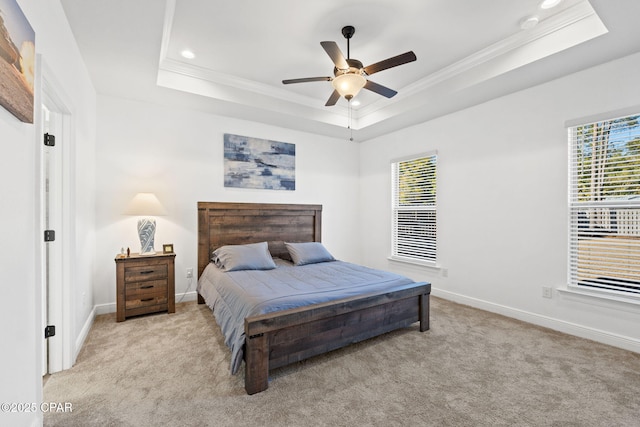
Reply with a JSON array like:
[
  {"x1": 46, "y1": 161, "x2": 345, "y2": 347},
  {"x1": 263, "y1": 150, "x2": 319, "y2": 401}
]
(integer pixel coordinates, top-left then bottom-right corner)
[{"x1": 197, "y1": 259, "x2": 416, "y2": 374}]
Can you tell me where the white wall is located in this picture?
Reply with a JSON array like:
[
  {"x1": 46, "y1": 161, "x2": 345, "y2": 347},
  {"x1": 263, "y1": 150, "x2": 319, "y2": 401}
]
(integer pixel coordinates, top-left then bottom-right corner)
[
  {"x1": 0, "y1": 1, "x2": 96, "y2": 426},
  {"x1": 93, "y1": 95, "x2": 360, "y2": 310},
  {"x1": 0, "y1": 94, "x2": 40, "y2": 427},
  {"x1": 359, "y1": 51, "x2": 640, "y2": 352}
]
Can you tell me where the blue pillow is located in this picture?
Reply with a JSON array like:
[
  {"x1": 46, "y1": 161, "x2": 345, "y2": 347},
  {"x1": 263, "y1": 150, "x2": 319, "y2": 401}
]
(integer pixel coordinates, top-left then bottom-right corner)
[
  {"x1": 212, "y1": 242, "x2": 276, "y2": 272},
  {"x1": 285, "y1": 242, "x2": 335, "y2": 266}
]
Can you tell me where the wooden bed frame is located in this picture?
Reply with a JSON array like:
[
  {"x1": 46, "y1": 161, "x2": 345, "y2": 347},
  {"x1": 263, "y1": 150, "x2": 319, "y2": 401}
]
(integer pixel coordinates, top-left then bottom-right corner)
[{"x1": 197, "y1": 201, "x2": 431, "y2": 394}]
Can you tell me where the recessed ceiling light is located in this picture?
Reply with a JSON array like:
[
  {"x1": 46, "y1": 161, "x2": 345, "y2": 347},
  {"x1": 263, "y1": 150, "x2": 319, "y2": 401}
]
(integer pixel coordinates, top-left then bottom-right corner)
[
  {"x1": 351, "y1": 100, "x2": 361, "y2": 107},
  {"x1": 540, "y1": 0, "x2": 562, "y2": 9},
  {"x1": 520, "y1": 15, "x2": 539, "y2": 30},
  {"x1": 181, "y1": 50, "x2": 195, "y2": 59}
]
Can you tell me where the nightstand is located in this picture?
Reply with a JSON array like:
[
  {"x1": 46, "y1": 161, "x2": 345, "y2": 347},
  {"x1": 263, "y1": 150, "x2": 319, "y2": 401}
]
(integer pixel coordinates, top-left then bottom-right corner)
[{"x1": 115, "y1": 252, "x2": 176, "y2": 322}]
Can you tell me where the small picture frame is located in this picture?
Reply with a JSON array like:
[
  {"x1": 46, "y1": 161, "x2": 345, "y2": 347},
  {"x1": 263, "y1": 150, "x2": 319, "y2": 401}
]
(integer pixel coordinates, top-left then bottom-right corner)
[{"x1": 163, "y1": 244, "x2": 174, "y2": 254}]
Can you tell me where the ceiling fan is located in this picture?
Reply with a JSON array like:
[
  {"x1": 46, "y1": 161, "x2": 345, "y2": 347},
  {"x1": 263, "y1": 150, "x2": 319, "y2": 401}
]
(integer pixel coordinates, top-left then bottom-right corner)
[{"x1": 282, "y1": 25, "x2": 417, "y2": 106}]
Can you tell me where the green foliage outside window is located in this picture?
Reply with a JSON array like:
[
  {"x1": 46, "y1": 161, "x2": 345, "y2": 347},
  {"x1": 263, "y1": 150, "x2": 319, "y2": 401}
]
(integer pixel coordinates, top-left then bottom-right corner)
[
  {"x1": 574, "y1": 115, "x2": 640, "y2": 202},
  {"x1": 397, "y1": 157, "x2": 436, "y2": 206}
]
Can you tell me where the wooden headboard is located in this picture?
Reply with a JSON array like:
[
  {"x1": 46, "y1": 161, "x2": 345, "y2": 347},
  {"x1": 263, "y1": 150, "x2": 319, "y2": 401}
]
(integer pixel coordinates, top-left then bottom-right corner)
[{"x1": 197, "y1": 202, "x2": 322, "y2": 278}]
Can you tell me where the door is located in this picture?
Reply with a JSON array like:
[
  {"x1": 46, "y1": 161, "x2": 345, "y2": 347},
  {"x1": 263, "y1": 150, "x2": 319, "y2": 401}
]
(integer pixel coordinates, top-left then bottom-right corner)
[{"x1": 41, "y1": 101, "x2": 64, "y2": 375}]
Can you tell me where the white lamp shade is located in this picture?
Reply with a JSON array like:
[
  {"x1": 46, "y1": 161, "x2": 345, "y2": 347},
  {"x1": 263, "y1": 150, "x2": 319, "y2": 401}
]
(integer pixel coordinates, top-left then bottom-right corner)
[
  {"x1": 332, "y1": 73, "x2": 366, "y2": 100},
  {"x1": 124, "y1": 193, "x2": 167, "y2": 216}
]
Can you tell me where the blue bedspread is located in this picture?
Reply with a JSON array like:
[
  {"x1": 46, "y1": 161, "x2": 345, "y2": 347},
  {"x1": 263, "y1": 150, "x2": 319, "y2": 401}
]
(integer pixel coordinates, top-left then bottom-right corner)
[{"x1": 197, "y1": 259, "x2": 416, "y2": 374}]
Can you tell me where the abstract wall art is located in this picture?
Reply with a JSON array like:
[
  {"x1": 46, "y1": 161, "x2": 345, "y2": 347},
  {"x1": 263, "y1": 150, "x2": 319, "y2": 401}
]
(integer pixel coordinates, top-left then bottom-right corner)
[{"x1": 224, "y1": 133, "x2": 295, "y2": 191}]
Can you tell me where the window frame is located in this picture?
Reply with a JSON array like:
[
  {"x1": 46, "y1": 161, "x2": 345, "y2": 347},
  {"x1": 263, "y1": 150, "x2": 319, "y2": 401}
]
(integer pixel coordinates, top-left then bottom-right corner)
[
  {"x1": 390, "y1": 151, "x2": 438, "y2": 267},
  {"x1": 567, "y1": 112, "x2": 640, "y2": 299}
]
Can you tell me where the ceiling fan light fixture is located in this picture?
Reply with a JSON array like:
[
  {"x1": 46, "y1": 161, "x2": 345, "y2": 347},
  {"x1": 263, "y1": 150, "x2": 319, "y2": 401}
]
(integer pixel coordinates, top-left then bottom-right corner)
[
  {"x1": 282, "y1": 25, "x2": 415, "y2": 107},
  {"x1": 332, "y1": 73, "x2": 366, "y2": 100}
]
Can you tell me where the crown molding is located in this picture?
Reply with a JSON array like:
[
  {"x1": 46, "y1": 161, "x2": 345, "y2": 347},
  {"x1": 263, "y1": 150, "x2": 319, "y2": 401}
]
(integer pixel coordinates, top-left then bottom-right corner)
[{"x1": 358, "y1": 1, "x2": 603, "y2": 118}]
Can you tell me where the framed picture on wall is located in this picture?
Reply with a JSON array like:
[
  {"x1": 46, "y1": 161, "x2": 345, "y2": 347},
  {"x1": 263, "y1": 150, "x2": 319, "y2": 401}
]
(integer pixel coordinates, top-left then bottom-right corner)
[
  {"x1": 0, "y1": 0, "x2": 35, "y2": 123},
  {"x1": 223, "y1": 133, "x2": 296, "y2": 191}
]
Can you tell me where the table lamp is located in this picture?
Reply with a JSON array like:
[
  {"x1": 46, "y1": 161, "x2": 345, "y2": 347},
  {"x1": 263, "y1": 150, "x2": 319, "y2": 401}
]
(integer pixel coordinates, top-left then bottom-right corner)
[{"x1": 124, "y1": 193, "x2": 167, "y2": 255}]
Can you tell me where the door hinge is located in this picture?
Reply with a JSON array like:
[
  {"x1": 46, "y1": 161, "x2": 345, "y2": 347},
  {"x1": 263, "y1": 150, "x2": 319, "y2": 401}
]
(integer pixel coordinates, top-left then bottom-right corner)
[
  {"x1": 44, "y1": 133, "x2": 56, "y2": 147},
  {"x1": 44, "y1": 325, "x2": 56, "y2": 339},
  {"x1": 44, "y1": 230, "x2": 56, "y2": 242}
]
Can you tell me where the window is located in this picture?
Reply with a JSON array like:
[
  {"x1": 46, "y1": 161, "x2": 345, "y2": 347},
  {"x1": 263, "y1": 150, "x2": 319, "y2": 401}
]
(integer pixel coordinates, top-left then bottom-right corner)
[
  {"x1": 569, "y1": 114, "x2": 640, "y2": 295},
  {"x1": 391, "y1": 152, "x2": 437, "y2": 265}
]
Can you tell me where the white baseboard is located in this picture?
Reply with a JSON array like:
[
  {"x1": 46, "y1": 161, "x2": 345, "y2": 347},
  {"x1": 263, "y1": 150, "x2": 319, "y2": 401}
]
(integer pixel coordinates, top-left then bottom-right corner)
[
  {"x1": 74, "y1": 306, "x2": 96, "y2": 361},
  {"x1": 431, "y1": 288, "x2": 640, "y2": 354},
  {"x1": 174, "y1": 290, "x2": 199, "y2": 304},
  {"x1": 94, "y1": 302, "x2": 115, "y2": 315}
]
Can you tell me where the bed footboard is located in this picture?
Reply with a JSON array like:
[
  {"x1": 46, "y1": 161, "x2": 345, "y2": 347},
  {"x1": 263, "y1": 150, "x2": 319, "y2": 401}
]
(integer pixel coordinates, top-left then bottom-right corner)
[{"x1": 243, "y1": 282, "x2": 431, "y2": 395}]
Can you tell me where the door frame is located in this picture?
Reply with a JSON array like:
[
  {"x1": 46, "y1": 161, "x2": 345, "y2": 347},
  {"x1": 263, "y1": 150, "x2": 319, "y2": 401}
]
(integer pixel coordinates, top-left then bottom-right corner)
[{"x1": 38, "y1": 58, "x2": 74, "y2": 374}]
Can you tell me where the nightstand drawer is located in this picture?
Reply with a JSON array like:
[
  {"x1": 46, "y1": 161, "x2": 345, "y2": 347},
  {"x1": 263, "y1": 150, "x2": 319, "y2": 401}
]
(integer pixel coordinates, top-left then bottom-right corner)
[
  {"x1": 124, "y1": 264, "x2": 168, "y2": 282},
  {"x1": 125, "y1": 279, "x2": 167, "y2": 298},
  {"x1": 125, "y1": 295, "x2": 168, "y2": 310}
]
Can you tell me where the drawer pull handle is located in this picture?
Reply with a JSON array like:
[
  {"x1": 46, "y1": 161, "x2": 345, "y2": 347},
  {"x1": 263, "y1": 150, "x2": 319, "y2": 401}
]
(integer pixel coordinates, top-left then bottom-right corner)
[
  {"x1": 140, "y1": 285, "x2": 154, "y2": 289},
  {"x1": 141, "y1": 298, "x2": 154, "y2": 302},
  {"x1": 140, "y1": 270, "x2": 155, "y2": 275}
]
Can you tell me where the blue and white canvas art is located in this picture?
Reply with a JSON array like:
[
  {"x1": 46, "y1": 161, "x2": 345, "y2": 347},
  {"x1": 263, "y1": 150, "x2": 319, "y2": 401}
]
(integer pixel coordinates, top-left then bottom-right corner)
[{"x1": 224, "y1": 133, "x2": 295, "y2": 191}]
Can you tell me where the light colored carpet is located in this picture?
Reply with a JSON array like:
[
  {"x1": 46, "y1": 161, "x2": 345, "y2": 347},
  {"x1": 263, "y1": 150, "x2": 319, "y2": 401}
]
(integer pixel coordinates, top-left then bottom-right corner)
[{"x1": 43, "y1": 297, "x2": 640, "y2": 426}]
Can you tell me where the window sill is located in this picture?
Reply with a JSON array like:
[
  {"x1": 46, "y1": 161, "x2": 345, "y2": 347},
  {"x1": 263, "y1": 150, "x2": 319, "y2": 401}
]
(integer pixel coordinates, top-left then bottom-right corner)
[
  {"x1": 558, "y1": 285, "x2": 640, "y2": 307},
  {"x1": 387, "y1": 256, "x2": 440, "y2": 270}
]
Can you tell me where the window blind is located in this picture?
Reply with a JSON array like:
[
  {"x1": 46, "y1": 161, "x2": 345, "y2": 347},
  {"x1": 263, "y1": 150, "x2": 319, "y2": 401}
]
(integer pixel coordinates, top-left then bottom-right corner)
[
  {"x1": 568, "y1": 114, "x2": 640, "y2": 294},
  {"x1": 391, "y1": 153, "x2": 437, "y2": 264}
]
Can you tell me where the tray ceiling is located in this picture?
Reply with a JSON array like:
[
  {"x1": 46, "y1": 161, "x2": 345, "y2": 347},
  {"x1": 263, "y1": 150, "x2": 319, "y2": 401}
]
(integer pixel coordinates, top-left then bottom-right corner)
[{"x1": 61, "y1": 0, "x2": 640, "y2": 141}]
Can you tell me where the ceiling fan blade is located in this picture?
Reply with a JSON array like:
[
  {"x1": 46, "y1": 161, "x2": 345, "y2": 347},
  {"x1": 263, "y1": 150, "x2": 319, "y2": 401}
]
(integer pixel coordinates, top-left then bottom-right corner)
[
  {"x1": 363, "y1": 51, "x2": 417, "y2": 76},
  {"x1": 282, "y1": 77, "x2": 331, "y2": 84},
  {"x1": 320, "y1": 41, "x2": 348, "y2": 69},
  {"x1": 325, "y1": 90, "x2": 341, "y2": 106},
  {"x1": 364, "y1": 80, "x2": 398, "y2": 98}
]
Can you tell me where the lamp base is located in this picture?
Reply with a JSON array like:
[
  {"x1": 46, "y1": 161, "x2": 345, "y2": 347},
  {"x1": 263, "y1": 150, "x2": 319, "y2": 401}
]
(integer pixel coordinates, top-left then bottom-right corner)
[{"x1": 137, "y1": 218, "x2": 156, "y2": 255}]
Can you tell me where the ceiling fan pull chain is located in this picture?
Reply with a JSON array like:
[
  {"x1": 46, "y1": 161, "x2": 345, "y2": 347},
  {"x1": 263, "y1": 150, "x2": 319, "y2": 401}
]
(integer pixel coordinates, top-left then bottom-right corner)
[{"x1": 348, "y1": 101, "x2": 354, "y2": 142}]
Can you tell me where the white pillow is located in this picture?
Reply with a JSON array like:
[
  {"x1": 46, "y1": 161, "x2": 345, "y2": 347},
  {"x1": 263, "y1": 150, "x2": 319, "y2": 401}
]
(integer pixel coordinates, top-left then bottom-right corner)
[
  {"x1": 212, "y1": 242, "x2": 276, "y2": 272},
  {"x1": 285, "y1": 242, "x2": 335, "y2": 266}
]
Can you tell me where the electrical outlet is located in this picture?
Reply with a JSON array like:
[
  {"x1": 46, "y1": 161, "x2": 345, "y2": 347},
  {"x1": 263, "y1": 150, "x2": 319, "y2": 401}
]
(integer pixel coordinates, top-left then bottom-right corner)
[
  {"x1": 441, "y1": 268, "x2": 448, "y2": 278},
  {"x1": 186, "y1": 268, "x2": 193, "y2": 278},
  {"x1": 542, "y1": 286, "x2": 552, "y2": 298}
]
